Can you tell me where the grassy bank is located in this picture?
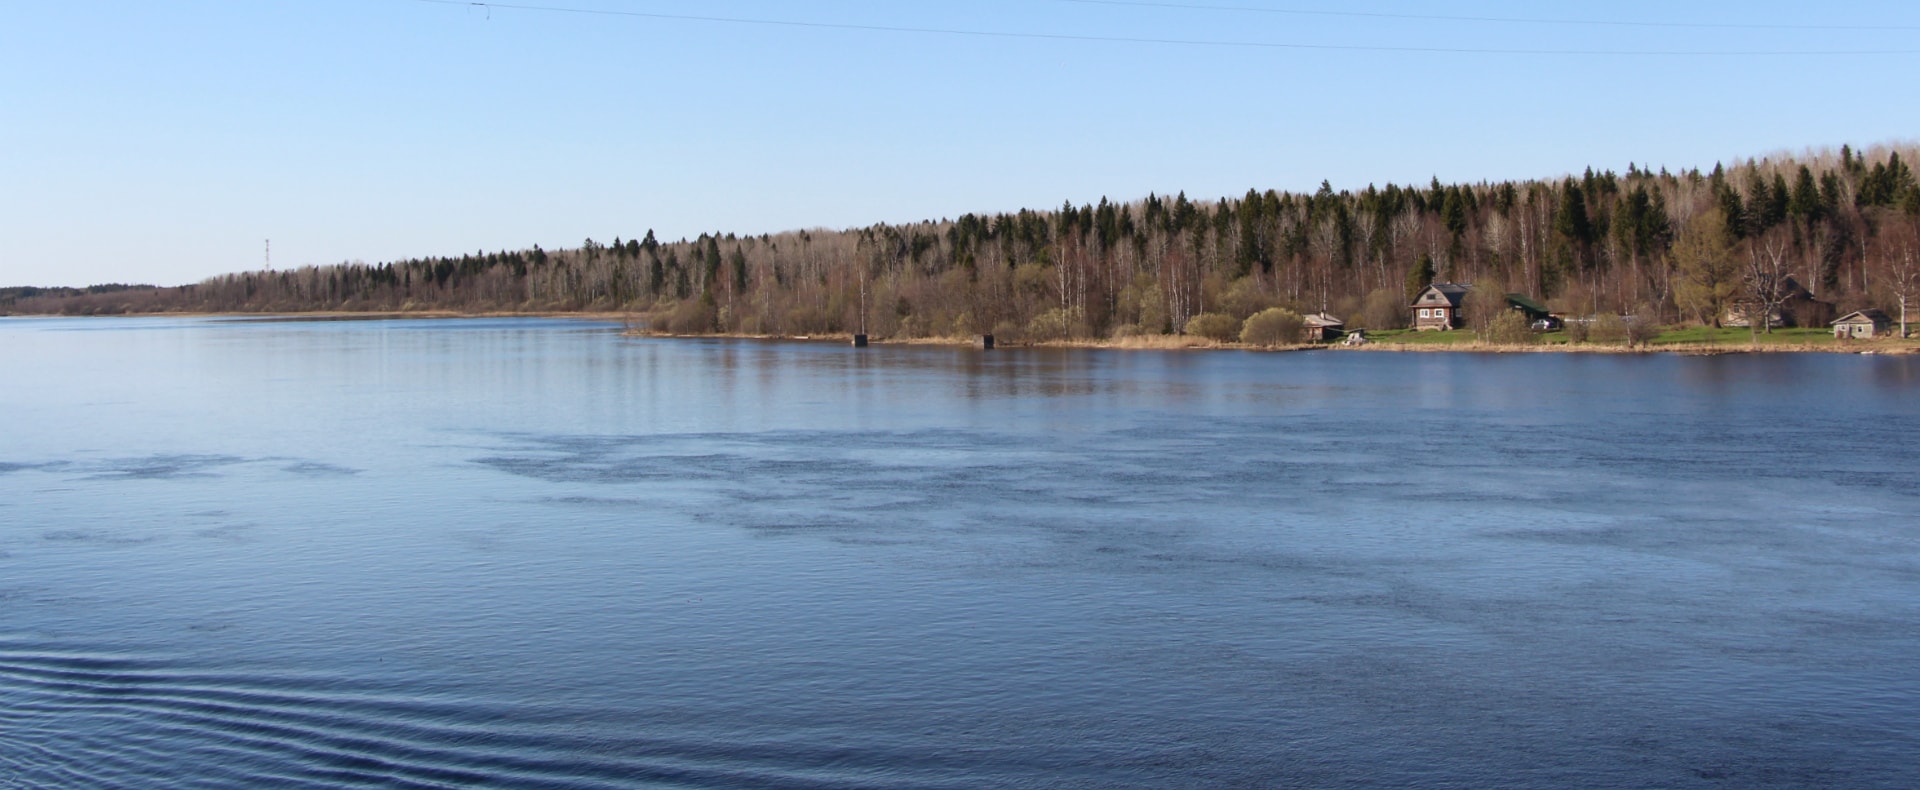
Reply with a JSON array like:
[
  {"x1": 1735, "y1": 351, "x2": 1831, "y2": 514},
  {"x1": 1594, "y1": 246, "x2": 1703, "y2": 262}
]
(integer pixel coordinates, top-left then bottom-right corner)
[
  {"x1": 76, "y1": 310, "x2": 1915, "y2": 354},
  {"x1": 626, "y1": 325, "x2": 1917, "y2": 354},
  {"x1": 1356, "y1": 325, "x2": 1916, "y2": 353}
]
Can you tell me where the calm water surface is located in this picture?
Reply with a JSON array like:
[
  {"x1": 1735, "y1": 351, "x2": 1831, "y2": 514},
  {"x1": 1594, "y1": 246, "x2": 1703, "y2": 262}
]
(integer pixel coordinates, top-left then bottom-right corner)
[{"x1": 2, "y1": 316, "x2": 1918, "y2": 788}]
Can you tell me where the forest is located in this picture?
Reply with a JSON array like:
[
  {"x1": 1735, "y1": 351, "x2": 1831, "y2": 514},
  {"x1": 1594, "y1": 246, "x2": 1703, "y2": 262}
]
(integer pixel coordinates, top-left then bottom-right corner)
[{"x1": 8, "y1": 144, "x2": 1920, "y2": 341}]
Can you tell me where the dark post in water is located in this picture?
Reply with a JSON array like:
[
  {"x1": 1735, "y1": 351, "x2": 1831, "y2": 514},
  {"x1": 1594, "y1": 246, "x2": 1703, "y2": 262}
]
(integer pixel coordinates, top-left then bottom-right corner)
[
  {"x1": 980, "y1": 334, "x2": 994, "y2": 350},
  {"x1": 852, "y1": 334, "x2": 869, "y2": 348}
]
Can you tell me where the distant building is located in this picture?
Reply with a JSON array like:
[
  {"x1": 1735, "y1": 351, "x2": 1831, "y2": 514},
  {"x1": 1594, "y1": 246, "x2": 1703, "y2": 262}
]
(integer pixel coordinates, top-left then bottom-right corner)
[
  {"x1": 1304, "y1": 313, "x2": 1345, "y2": 342},
  {"x1": 1832, "y1": 309, "x2": 1894, "y2": 339},
  {"x1": 1412, "y1": 283, "x2": 1556, "y2": 331},
  {"x1": 1503, "y1": 293, "x2": 1557, "y2": 329},
  {"x1": 1411, "y1": 283, "x2": 1470, "y2": 330},
  {"x1": 1725, "y1": 277, "x2": 1836, "y2": 329}
]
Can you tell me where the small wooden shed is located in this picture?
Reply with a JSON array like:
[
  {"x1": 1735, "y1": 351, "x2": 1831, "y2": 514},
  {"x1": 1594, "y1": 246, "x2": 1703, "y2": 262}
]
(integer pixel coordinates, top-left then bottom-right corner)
[
  {"x1": 1303, "y1": 313, "x2": 1345, "y2": 342},
  {"x1": 1503, "y1": 294, "x2": 1556, "y2": 328},
  {"x1": 1832, "y1": 309, "x2": 1893, "y2": 339}
]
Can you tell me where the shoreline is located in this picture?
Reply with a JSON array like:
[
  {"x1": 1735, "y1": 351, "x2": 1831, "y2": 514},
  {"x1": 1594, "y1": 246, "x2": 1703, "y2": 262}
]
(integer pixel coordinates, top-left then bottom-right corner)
[
  {"x1": 1, "y1": 309, "x2": 638, "y2": 323},
  {"x1": 8, "y1": 310, "x2": 1914, "y2": 355},
  {"x1": 213, "y1": 310, "x2": 639, "y2": 323},
  {"x1": 622, "y1": 328, "x2": 1919, "y2": 356}
]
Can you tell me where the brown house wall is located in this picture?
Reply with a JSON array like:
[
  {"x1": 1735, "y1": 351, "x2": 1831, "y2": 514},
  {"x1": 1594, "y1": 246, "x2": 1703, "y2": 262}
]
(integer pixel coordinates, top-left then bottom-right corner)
[{"x1": 1414, "y1": 307, "x2": 1460, "y2": 330}]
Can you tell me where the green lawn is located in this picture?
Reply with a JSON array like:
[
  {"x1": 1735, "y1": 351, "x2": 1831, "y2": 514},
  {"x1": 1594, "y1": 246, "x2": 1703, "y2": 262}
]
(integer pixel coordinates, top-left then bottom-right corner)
[
  {"x1": 1645, "y1": 326, "x2": 1835, "y2": 346},
  {"x1": 1363, "y1": 325, "x2": 1871, "y2": 349},
  {"x1": 1368, "y1": 328, "x2": 1572, "y2": 346},
  {"x1": 1368, "y1": 328, "x2": 1481, "y2": 345}
]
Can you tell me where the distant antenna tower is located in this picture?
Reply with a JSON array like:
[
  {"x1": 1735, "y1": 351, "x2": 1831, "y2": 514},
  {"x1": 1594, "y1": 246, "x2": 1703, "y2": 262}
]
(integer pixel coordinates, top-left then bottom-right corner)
[{"x1": 265, "y1": 239, "x2": 272, "y2": 271}]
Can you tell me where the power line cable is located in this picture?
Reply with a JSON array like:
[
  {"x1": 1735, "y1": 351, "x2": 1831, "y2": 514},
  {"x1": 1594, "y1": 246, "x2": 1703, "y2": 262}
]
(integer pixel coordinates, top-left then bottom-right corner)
[
  {"x1": 404, "y1": 0, "x2": 1920, "y2": 56},
  {"x1": 1054, "y1": 0, "x2": 1920, "y2": 33}
]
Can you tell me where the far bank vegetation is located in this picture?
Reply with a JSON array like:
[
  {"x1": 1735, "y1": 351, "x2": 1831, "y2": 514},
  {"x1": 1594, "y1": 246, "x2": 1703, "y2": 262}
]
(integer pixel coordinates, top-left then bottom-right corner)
[{"x1": 10, "y1": 145, "x2": 1920, "y2": 344}]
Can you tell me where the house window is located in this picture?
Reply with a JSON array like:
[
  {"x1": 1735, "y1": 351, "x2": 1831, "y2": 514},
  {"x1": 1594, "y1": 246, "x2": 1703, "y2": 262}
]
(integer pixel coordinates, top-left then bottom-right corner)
[{"x1": 1419, "y1": 309, "x2": 1430, "y2": 318}]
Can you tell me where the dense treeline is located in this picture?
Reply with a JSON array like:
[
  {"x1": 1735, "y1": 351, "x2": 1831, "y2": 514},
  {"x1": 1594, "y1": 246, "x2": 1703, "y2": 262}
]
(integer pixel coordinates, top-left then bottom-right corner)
[
  {"x1": 9, "y1": 144, "x2": 1920, "y2": 338},
  {"x1": 1, "y1": 284, "x2": 163, "y2": 314}
]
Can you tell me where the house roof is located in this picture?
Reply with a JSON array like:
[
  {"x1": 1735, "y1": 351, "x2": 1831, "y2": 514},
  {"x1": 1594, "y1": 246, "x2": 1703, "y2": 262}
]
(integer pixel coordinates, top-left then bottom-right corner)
[
  {"x1": 1412, "y1": 282, "x2": 1471, "y2": 307},
  {"x1": 1304, "y1": 312, "x2": 1343, "y2": 327},
  {"x1": 1504, "y1": 293, "x2": 1549, "y2": 314},
  {"x1": 1733, "y1": 276, "x2": 1824, "y2": 308},
  {"x1": 1833, "y1": 309, "x2": 1893, "y2": 325}
]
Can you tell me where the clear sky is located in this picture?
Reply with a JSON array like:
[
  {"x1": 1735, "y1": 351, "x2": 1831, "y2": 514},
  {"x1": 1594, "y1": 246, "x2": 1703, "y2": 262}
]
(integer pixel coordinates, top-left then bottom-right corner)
[{"x1": 5, "y1": 0, "x2": 1919, "y2": 287}]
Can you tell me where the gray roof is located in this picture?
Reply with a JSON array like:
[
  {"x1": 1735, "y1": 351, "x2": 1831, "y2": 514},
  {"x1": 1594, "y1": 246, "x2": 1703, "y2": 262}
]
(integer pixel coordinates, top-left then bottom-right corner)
[
  {"x1": 1833, "y1": 309, "x2": 1893, "y2": 325},
  {"x1": 1413, "y1": 282, "x2": 1471, "y2": 308}
]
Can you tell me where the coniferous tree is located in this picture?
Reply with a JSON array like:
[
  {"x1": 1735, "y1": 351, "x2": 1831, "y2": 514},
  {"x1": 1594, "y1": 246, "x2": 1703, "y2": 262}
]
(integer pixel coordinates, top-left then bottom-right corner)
[{"x1": 1405, "y1": 252, "x2": 1436, "y2": 300}]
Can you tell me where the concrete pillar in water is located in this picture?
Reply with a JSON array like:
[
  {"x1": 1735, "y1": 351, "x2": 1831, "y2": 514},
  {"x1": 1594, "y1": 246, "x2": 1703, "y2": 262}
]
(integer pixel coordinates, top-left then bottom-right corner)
[
  {"x1": 980, "y1": 334, "x2": 995, "y2": 350},
  {"x1": 852, "y1": 334, "x2": 869, "y2": 348}
]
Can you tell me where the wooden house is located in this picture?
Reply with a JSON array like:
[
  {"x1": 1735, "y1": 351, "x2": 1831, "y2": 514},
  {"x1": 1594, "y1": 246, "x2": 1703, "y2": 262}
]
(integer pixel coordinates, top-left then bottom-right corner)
[
  {"x1": 1725, "y1": 277, "x2": 1836, "y2": 329},
  {"x1": 1832, "y1": 309, "x2": 1894, "y2": 339},
  {"x1": 1411, "y1": 283, "x2": 1470, "y2": 330},
  {"x1": 1304, "y1": 313, "x2": 1345, "y2": 342}
]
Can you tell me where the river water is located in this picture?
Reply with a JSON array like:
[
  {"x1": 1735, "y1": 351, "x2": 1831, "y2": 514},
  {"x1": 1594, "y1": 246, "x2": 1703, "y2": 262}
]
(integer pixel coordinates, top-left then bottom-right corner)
[{"x1": 2, "y1": 316, "x2": 1917, "y2": 788}]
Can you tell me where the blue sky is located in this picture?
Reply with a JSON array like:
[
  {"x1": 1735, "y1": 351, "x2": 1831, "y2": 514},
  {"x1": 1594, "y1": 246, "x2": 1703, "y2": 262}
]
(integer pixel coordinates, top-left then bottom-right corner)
[{"x1": 5, "y1": 0, "x2": 1919, "y2": 287}]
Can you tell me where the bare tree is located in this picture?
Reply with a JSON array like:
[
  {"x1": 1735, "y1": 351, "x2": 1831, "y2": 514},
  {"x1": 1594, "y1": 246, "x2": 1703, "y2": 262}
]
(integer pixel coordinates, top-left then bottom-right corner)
[
  {"x1": 1309, "y1": 214, "x2": 1345, "y2": 311},
  {"x1": 1876, "y1": 214, "x2": 1920, "y2": 338},
  {"x1": 1390, "y1": 209, "x2": 1422, "y2": 282},
  {"x1": 1742, "y1": 228, "x2": 1795, "y2": 338},
  {"x1": 1483, "y1": 212, "x2": 1510, "y2": 277},
  {"x1": 1352, "y1": 206, "x2": 1381, "y2": 290}
]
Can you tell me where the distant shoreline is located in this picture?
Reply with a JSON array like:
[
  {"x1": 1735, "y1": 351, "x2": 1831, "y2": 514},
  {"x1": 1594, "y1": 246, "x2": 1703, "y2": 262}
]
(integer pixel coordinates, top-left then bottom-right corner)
[
  {"x1": 12, "y1": 311, "x2": 1915, "y2": 355},
  {"x1": 2, "y1": 310, "x2": 635, "y2": 323},
  {"x1": 211, "y1": 310, "x2": 639, "y2": 323},
  {"x1": 621, "y1": 328, "x2": 1919, "y2": 356}
]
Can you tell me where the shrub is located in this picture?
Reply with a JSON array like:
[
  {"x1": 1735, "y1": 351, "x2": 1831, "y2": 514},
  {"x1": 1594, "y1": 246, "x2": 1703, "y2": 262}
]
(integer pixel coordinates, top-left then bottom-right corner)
[
  {"x1": 1026, "y1": 307, "x2": 1079, "y2": 342},
  {"x1": 1118, "y1": 275, "x2": 1170, "y2": 334},
  {"x1": 1137, "y1": 288, "x2": 1170, "y2": 334},
  {"x1": 1333, "y1": 295, "x2": 1364, "y2": 329},
  {"x1": 1464, "y1": 288, "x2": 1511, "y2": 336},
  {"x1": 1013, "y1": 263, "x2": 1053, "y2": 299},
  {"x1": 1219, "y1": 277, "x2": 1279, "y2": 320},
  {"x1": 781, "y1": 304, "x2": 836, "y2": 335},
  {"x1": 1240, "y1": 307, "x2": 1305, "y2": 347},
  {"x1": 1623, "y1": 313, "x2": 1662, "y2": 348},
  {"x1": 1481, "y1": 310, "x2": 1537, "y2": 345},
  {"x1": 662, "y1": 292, "x2": 719, "y2": 334},
  {"x1": 1358, "y1": 287, "x2": 1408, "y2": 330},
  {"x1": 1184, "y1": 312, "x2": 1241, "y2": 342},
  {"x1": 1563, "y1": 318, "x2": 1590, "y2": 343},
  {"x1": 1590, "y1": 314, "x2": 1628, "y2": 344}
]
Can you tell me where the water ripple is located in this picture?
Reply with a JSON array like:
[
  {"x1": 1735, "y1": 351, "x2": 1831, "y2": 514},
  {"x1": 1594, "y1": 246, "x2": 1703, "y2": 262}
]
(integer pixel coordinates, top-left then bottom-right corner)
[
  {"x1": 80, "y1": 454, "x2": 250, "y2": 481},
  {"x1": 0, "y1": 638, "x2": 955, "y2": 789}
]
